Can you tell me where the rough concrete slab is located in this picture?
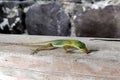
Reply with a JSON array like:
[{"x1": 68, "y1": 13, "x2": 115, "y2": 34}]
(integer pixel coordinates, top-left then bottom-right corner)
[{"x1": 0, "y1": 34, "x2": 120, "y2": 80}]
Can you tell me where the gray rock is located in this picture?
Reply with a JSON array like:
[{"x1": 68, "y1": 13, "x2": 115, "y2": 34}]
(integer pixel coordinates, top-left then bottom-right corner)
[
  {"x1": 74, "y1": 6, "x2": 120, "y2": 38},
  {"x1": 25, "y1": 2, "x2": 71, "y2": 36},
  {"x1": 0, "y1": 1, "x2": 25, "y2": 34}
]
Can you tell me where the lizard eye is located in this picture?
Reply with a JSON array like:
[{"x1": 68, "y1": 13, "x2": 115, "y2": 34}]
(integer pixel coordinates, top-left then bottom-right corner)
[
  {"x1": 78, "y1": 42, "x2": 85, "y2": 49},
  {"x1": 78, "y1": 45, "x2": 82, "y2": 48}
]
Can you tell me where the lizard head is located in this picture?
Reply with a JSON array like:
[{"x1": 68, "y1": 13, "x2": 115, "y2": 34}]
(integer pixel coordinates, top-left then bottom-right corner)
[{"x1": 73, "y1": 40, "x2": 89, "y2": 54}]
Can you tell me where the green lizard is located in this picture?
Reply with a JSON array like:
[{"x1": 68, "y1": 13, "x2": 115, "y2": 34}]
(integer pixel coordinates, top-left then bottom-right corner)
[{"x1": 0, "y1": 39, "x2": 89, "y2": 54}]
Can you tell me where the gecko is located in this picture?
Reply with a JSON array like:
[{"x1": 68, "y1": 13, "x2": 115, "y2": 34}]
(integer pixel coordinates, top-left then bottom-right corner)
[{"x1": 0, "y1": 39, "x2": 89, "y2": 54}]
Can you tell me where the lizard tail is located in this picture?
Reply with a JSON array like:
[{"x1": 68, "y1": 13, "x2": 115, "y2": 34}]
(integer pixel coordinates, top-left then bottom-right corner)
[{"x1": 0, "y1": 41, "x2": 51, "y2": 46}]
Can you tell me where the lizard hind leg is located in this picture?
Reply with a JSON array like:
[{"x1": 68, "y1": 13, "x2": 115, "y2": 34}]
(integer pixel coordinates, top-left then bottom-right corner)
[{"x1": 31, "y1": 44, "x2": 56, "y2": 55}]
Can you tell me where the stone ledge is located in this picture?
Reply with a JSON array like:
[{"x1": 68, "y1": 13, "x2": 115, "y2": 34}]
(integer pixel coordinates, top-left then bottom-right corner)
[{"x1": 0, "y1": 34, "x2": 120, "y2": 80}]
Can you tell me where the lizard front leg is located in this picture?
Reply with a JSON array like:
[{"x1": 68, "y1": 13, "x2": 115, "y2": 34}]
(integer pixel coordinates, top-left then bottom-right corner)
[
  {"x1": 32, "y1": 44, "x2": 56, "y2": 55},
  {"x1": 63, "y1": 45, "x2": 73, "y2": 53}
]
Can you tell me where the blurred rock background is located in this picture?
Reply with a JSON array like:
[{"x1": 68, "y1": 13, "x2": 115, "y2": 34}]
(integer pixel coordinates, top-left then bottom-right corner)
[{"x1": 0, "y1": 0, "x2": 120, "y2": 37}]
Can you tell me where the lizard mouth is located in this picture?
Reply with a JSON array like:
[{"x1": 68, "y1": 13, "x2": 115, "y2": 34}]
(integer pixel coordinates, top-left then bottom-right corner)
[{"x1": 80, "y1": 49, "x2": 89, "y2": 54}]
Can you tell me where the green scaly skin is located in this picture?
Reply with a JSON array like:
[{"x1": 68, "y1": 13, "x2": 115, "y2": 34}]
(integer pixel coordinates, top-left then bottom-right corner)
[
  {"x1": 0, "y1": 39, "x2": 89, "y2": 54},
  {"x1": 31, "y1": 39, "x2": 89, "y2": 54}
]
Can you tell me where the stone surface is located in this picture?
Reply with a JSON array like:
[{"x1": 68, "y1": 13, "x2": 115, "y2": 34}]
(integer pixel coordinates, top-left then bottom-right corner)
[
  {"x1": 0, "y1": 0, "x2": 120, "y2": 36},
  {"x1": 25, "y1": 2, "x2": 71, "y2": 36},
  {"x1": 74, "y1": 6, "x2": 120, "y2": 38},
  {"x1": 0, "y1": 2, "x2": 25, "y2": 34},
  {"x1": 0, "y1": 34, "x2": 120, "y2": 80}
]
